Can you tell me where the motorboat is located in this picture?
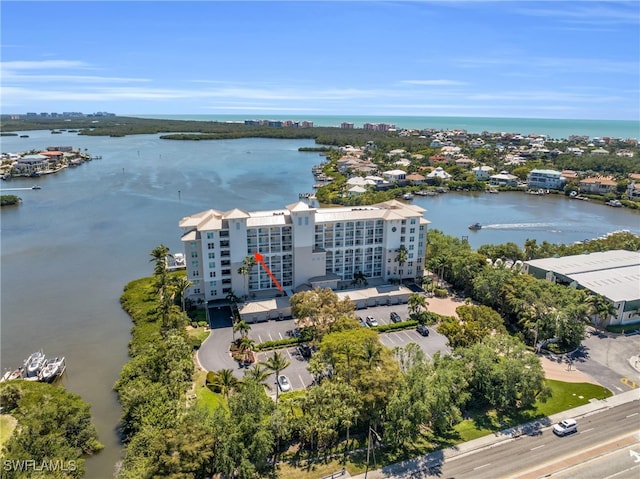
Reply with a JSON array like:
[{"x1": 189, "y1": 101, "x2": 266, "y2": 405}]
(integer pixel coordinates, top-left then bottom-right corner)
[
  {"x1": 468, "y1": 222, "x2": 482, "y2": 230},
  {"x1": 25, "y1": 351, "x2": 46, "y2": 378},
  {"x1": 39, "y1": 357, "x2": 66, "y2": 383},
  {"x1": 1, "y1": 368, "x2": 24, "y2": 382},
  {"x1": 402, "y1": 193, "x2": 414, "y2": 200},
  {"x1": 32, "y1": 185, "x2": 41, "y2": 190}
]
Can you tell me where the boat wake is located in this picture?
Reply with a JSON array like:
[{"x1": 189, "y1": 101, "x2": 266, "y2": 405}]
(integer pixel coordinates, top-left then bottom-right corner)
[{"x1": 483, "y1": 222, "x2": 559, "y2": 230}]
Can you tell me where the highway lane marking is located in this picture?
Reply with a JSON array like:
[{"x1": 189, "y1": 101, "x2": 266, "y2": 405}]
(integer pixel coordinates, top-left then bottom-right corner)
[
  {"x1": 604, "y1": 464, "x2": 640, "y2": 479},
  {"x1": 626, "y1": 413, "x2": 639, "y2": 418},
  {"x1": 581, "y1": 428, "x2": 594, "y2": 434},
  {"x1": 473, "y1": 463, "x2": 491, "y2": 470},
  {"x1": 530, "y1": 444, "x2": 545, "y2": 450}
]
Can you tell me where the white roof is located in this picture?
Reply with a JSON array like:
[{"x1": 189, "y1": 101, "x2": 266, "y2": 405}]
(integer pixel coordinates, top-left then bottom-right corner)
[
  {"x1": 569, "y1": 265, "x2": 640, "y2": 302},
  {"x1": 526, "y1": 250, "x2": 639, "y2": 276},
  {"x1": 526, "y1": 250, "x2": 640, "y2": 302}
]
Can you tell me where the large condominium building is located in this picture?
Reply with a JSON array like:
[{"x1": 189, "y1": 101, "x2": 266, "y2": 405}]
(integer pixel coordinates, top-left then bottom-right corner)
[{"x1": 179, "y1": 200, "x2": 429, "y2": 303}]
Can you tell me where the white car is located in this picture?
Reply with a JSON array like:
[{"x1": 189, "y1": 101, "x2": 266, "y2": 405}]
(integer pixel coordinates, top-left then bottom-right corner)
[
  {"x1": 553, "y1": 418, "x2": 577, "y2": 436},
  {"x1": 366, "y1": 316, "x2": 379, "y2": 327},
  {"x1": 277, "y1": 375, "x2": 291, "y2": 392}
]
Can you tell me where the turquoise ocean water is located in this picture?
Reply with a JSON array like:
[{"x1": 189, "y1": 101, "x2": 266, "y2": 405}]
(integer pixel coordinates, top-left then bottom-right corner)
[{"x1": 136, "y1": 114, "x2": 640, "y2": 141}]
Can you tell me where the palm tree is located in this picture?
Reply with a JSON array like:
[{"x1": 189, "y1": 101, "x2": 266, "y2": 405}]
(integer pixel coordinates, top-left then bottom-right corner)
[
  {"x1": 586, "y1": 294, "x2": 617, "y2": 329},
  {"x1": 150, "y1": 244, "x2": 171, "y2": 298},
  {"x1": 233, "y1": 319, "x2": 251, "y2": 339},
  {"x1": 210, "y1": 368, "x2": 240, "y2": 399},
  {"x1": 150, "y1": 244, "x2": 171, "y2": 277},
  {"x1": 237, "y1": 255, "x2": 256, "y2": 299},
  {"x1": 407, "y1": 292, "x2": 428, "y2": 321},
  {"x1": 361, "y1": 339, "x2": 382, "y2": 369},
  {"x1": 262, "y1": 350, "x2": 291, "y2": 404},
  {"x1": 243, "y1": 364, "x2": 273, "y2": 390},
  {"x1": 395, "y1": 245, "x2": 408, "y2": 280},
  {"x1": 172, "y1": 276, "x2": 192, "y2": 312}
]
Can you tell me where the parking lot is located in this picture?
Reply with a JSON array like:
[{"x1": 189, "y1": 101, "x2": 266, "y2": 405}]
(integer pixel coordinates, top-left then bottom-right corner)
[{"x1": 247, "y1": 304, "x2": 452, "y2": 394}]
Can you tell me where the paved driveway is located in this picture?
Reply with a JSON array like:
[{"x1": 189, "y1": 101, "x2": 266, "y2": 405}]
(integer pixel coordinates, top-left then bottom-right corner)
[{"x1": 198, "y1": 304, "x2": 452, "y2": 390}]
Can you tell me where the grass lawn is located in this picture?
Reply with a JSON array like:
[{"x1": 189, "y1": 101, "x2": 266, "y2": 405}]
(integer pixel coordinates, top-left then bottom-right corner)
[
  {"x1": 0, "y1": 415, "x2": 17, "y2": 448},
  {"x1": 190, "y1": 369, "x2": 226, "y2": 412}
]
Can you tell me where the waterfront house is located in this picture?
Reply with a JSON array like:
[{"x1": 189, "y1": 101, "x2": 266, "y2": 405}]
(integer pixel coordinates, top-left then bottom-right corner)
[
  {"x1": 489, "y1": 172, "x2": 519, "y2": 187},
  {"x1": 426, "y1": 167, "x2": 452, "y2": 181},
  {"x1": 406, "y1": 173, "x2": 426, "y2": 185},
  {"x1": 527, "y1": 169, "x2": 565, "y2": 190},
  {"x1": 579, "y1": 176, "x2": 618, "y2": 195},
  {"x1": 14, "y1": 155, "x2": 49, "y2": 175},
  {"x1": 472, "y1": 165, "x2": 494, "y2": 180},
  {"x1": 561, "y1": 170, "x2": 578, "y2": 183},
  {"x1": 382, "y1": 169, "x2": 407, "y2": 182}
]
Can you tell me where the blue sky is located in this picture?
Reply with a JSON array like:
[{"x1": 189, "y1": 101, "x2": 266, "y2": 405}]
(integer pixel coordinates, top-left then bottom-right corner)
[{"x1": 1, "y1": 1, "x2": 638, "y2": 120}]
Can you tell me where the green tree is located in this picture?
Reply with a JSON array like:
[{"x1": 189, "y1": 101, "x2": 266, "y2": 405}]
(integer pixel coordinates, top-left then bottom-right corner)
[
  {"x1": 586, "y1": 293, "x2": 617, "y2": 329},
  {"x1": 209, "y1": 368, "x2": 241, "y2": 399},
  {"x1": 407, "y1": 292, "x2": 428, "y2": 321},
  {"x1": 438, "y1": 304, "x2": 507, "y2": 349},
  {"x1": 290, "y1": 287, "x2": 356, "y2": 341},
  {"x1": 262, "y1": 350, "x2": 291, "y2": 404},
  {"x1": 237, "y1": 255, "x2": 257, "y2": 299}
]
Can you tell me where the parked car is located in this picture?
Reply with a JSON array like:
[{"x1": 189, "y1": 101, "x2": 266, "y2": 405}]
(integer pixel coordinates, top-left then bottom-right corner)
[
  {"x1": 366, "y1": 316, "x2": 379, "y2": 327},
  {"x1": 357, "y1": 316, "x2": 369, "y2": 327},
  {"x1": 553, "y1": 418, "x2": 577, "y2": 436},
  {"x1": 298, "y1": 343, "x2": 312, "y2": 359},
  {"x1": 390, "y1": 312, "x2": 401, "y2": 323},
  {"x1": 416, "y1": 324, "x2": 430, "y2": 336},
  {"x1": 277, "y1": 375, "x2": 291, "y2": 392}
]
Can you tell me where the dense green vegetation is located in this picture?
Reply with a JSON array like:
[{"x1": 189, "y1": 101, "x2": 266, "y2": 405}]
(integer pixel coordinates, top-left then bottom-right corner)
[
  {"x1": 0, "y1": 381, "x2": 103, "y2": 479},
  {"x1": 0, "y1": 195, "x2": 21, "y2": 207},
  {"x1": 112, "y1": 229, "x2": 630, "y2": 477}
]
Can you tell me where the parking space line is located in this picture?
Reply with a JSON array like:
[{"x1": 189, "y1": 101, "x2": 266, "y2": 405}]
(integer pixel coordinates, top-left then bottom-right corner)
[
  {"x1": 257, "y1": 334, "x2": 264, "y2": 343},
  {"x1": 278, "y1": 332, "x2": 283, "y2": 340},
  {"x1": 298, "y1": 374, "x2": 305, "y2": 389}
]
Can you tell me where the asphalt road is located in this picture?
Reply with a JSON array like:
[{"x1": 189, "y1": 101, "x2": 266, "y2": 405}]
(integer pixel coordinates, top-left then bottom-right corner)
[{"x1": 353, "y1": 399, "x2": 640, "y2": 479}]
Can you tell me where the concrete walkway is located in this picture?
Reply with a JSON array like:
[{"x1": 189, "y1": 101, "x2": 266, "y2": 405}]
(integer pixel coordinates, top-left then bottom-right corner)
[{"x1": 350, "y1": 388, "x2": 640, "y2": 479}]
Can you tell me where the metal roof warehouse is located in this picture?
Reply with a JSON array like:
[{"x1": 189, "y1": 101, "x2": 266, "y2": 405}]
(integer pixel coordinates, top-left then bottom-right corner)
[{"x1": 524, "y1": 250, "x2": 640, "y2": 326}]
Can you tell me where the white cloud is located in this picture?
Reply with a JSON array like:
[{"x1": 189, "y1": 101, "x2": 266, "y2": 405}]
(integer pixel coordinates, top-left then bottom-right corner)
[
  {"x1": 1, "y1": 60, "x2": 91, "y2": 70},
  {"x1": 400, "y1": 79, "x2": 468, "y2": 86}
]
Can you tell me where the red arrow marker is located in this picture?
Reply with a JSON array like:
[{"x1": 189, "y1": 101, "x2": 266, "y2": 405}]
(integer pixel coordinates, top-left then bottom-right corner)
[{"x1": 253, "y1": 251, "x2": 284, "y2": 292}]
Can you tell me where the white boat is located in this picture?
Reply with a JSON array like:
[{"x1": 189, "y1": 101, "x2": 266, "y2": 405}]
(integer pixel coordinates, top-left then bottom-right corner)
[
  {"x1": 25, "y1": 351, "x2": 46, "y2": 378},
  {"x1": 31, "y1": 185, "x2": 41, "y2": 190},
  {"x1": 39, "y1": 357, "x2": 66, "y2": 383},
  {"x1": 0, "y1": 367, "x2": 24, "y2": 382},
  {"x1": 468, "y1": 222, "x2": 482, "y2": 230},
  {"x1": 403, "y1": 193, "x2": 414, "y2": 200}
]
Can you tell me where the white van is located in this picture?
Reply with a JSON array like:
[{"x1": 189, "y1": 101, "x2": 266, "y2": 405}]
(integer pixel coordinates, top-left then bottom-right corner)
[{"x1": 553, "y1": 418, "x2": 577, "y2": 436}]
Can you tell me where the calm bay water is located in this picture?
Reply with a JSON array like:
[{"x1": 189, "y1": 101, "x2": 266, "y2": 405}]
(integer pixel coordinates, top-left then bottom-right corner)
[{"x1": 0, "y1": 129, "x2": 638, "y2": 477}]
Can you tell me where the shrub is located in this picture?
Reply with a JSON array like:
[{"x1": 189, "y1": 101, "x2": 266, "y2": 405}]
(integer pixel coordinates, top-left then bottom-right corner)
[
  {"x1": 254, "y1": 337, "x2": 303, "y2": 351},
  {"x1": 434, "y1": 288, "x2": 449, "y2": 298},
  {"x1": 374, "y1": 320, "x2": 418, "y2": 333}
]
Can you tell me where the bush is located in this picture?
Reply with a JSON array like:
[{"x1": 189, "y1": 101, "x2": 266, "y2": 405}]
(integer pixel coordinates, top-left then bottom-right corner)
[
  {"x1": 254, "y1": 337, "x2": 303, "y2": 351},
  {"x1": 433, "y1": 288, "x2": 449, "y2": 298},
  {"x1": 374, "y1": 320, "x2": 418, "y2": 333}
]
